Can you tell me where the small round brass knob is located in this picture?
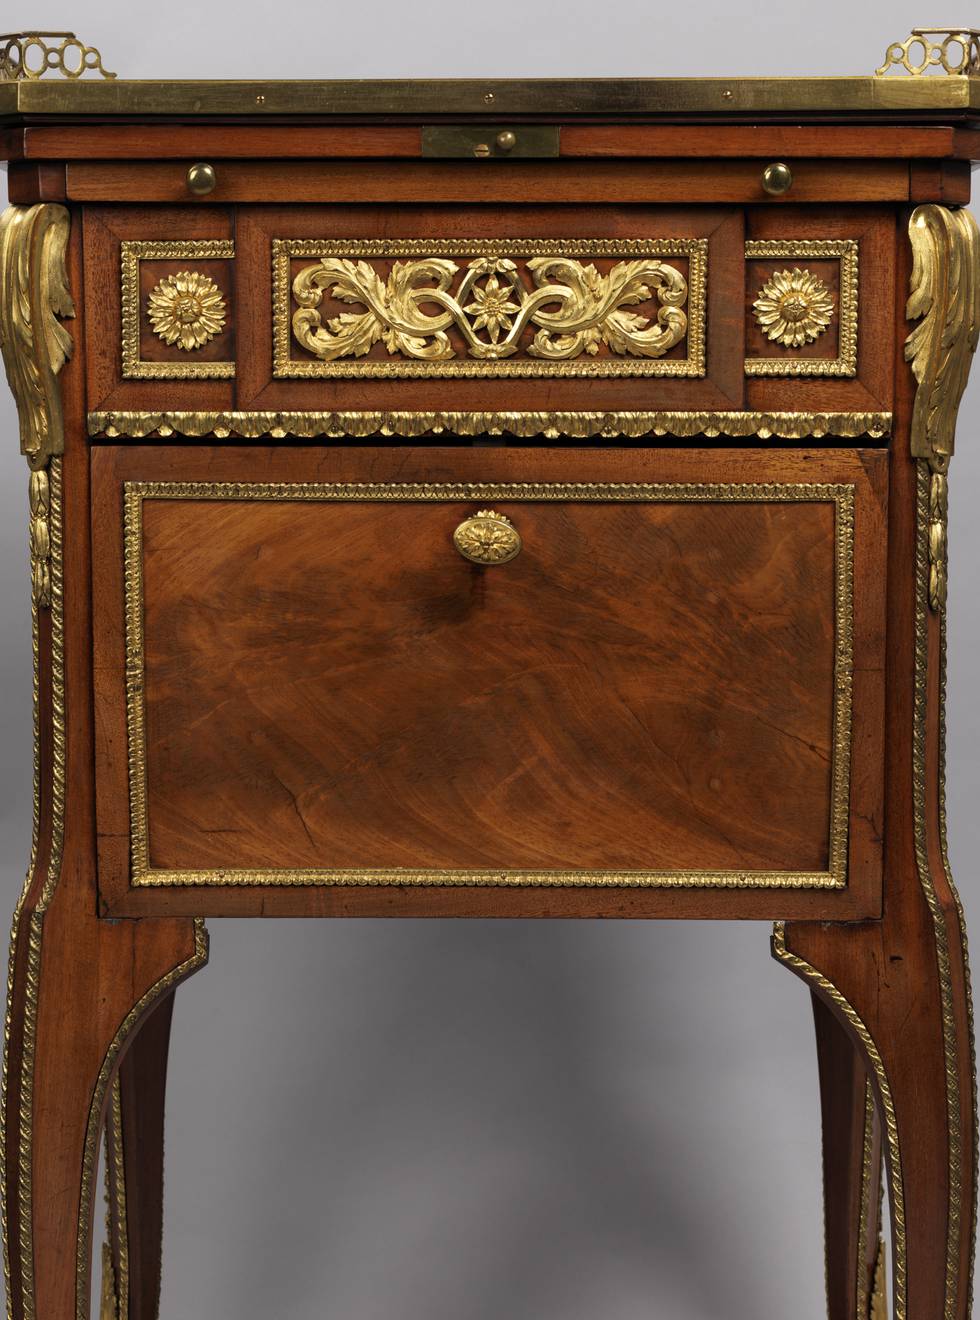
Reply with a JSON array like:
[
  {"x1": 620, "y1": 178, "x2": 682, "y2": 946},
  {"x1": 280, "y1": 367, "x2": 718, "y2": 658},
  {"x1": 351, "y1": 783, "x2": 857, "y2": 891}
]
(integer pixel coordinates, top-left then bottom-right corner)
[
  {"x1": 186, "y1": 162, "x2": 217, "y2": 196},
  {"x1": 761, "y1": 161, "x2": 793, "y2": 196},
  {"x1": 453, "y1": 510, "x2": 522, "y2": 565},
  {"x1": 495, "y1": 129, "x2": 517, "y2": 153}
]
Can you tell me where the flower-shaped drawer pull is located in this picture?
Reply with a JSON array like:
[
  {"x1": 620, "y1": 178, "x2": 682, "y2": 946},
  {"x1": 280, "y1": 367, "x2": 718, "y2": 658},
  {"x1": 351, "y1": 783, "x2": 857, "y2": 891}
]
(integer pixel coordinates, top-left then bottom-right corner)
[{"x1": 452, "y1": 510, "x2": 522, "y2": 565}]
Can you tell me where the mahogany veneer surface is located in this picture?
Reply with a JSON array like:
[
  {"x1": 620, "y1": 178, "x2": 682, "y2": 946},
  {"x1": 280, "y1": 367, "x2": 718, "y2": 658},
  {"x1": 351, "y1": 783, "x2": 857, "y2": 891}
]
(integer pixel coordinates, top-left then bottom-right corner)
[{"x1": 91, "y1": 444, "x2": 887, "y2": 909}]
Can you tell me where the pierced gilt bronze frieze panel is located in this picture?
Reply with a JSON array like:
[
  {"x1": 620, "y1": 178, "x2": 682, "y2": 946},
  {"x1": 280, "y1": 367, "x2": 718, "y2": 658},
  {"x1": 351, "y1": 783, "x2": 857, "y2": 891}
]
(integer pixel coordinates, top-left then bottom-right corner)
[
  {"x1": 745, "y1": 239, "x2": 858, "y2": 378},
  {"x1": 272, "y1": 238, "x2": 707, "y2": 379},
  {"x1": 120, "y1": 239, "x2": 235, "y2": 379}
]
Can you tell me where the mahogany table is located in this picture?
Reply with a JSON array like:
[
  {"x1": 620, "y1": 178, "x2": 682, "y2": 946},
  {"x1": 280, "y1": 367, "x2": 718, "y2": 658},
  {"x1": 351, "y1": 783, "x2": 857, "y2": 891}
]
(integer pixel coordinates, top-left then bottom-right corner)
[{"x1": 0, "y1": 26, "x2": 978, "y2": 1320}]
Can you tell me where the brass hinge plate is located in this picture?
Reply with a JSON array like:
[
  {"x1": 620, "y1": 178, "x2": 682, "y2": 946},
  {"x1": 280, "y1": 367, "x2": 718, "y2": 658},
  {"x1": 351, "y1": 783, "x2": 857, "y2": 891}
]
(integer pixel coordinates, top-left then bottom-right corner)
[{"x1": 421, "y1": 124, "x2": 560, "y2": 159}]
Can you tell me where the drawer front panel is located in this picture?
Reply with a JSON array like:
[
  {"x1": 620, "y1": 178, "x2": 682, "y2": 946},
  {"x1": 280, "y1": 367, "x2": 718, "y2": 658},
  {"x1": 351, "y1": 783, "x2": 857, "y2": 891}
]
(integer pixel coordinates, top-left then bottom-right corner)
[
  {"x1": 92, "y1": 446, "x2": 886, "y2": 917},
  {"x1": 84, "y1": 203, "x2": 746, "y2": 416},
  {"x1": 238, "y1": 205, "x2": 744, "y2": 415},
  {"x1": 84, "y1": 203, "x2": 894, "y2": 427}
]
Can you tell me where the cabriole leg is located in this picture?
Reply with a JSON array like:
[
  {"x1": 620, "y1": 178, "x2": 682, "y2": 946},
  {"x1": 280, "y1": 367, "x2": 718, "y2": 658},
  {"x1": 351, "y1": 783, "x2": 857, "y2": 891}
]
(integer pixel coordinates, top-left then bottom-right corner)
[{"x1": 2, "y1": 910, "x2": 206, "y2": 1320}]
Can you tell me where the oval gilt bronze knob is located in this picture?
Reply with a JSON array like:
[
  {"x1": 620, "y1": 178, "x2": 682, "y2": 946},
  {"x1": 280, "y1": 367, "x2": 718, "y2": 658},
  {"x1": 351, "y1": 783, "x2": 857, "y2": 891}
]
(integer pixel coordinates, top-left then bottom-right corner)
[
  {"x1": 495, "y1": 129, "x2": 517, "y2": 152},
  {"x1": 453, "y1": 510, "x2": 522, "y2": 565},
  {"x1": 186, "y1": 162, "x2": 217, "y2": 195},
  {"x1": 761, "y1": 161, "x2": 793, "y2": 196}
]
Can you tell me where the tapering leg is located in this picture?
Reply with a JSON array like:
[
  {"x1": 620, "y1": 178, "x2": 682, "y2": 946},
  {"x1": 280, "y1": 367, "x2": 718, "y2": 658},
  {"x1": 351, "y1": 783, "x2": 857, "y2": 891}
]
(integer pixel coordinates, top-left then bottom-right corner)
[
  {"x1": 101, "y1": 991, "x2": 177, "y2": 1320},
  {"x1": 2, "y1": 907, "x2": 206, "y2": 1320},
  {"x1": 813, "y1": 991, "x2": 884, "y2": 1320}
]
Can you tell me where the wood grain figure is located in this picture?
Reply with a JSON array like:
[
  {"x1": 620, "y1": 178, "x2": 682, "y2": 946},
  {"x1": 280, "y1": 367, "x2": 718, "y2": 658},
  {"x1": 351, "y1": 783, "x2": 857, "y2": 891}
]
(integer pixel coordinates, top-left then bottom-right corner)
[{"x1": 0, "y1": 34, "x2": 975, "y2": 1320}]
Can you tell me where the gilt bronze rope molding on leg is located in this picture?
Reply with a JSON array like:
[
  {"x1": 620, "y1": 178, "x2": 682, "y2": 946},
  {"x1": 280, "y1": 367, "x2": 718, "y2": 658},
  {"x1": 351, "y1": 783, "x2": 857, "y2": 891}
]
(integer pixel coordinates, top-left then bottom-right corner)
[{"x1": 0, "y1": 201, "x2": 209, "y2": 1320}]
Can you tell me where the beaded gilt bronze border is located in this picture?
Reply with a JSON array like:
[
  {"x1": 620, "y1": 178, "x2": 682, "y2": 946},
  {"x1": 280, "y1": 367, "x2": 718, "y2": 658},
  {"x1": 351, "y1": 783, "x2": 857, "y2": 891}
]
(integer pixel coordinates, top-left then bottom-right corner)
[
  {"x1": 745, "y1": 239, "x2": 859, "y2": 378},
  {"x1": 122, "y1": 477, "x2": 855, "y2": 890},
  {"x1": 120, "y1": 239, "x2": 235, "y2": 380},
  {"x1": 272, "y1": 238, "x2": 708, "y2": 379}
]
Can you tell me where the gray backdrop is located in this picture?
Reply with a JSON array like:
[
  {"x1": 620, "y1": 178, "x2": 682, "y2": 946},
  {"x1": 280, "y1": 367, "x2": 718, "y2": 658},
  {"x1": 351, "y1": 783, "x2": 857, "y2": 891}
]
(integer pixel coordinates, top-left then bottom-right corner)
[{"x1": 1, "y1": 3, "x2": 977, "y2": 1317}]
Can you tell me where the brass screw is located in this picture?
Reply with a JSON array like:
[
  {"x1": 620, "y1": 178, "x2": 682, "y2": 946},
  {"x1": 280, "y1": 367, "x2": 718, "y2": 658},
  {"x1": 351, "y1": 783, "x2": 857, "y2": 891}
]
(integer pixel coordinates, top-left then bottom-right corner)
[
  {"x1": 722, "y1": 88, "x2": 734, "y2": 100},
  {"x1": 484, "y1": 91, "x2": 494, "y2": 104},
  {"x1": 255, "y1": 93, "x2": 265, "y2": 106},
  {"x1": 186, "y1": 162, "x2": 217, "y2": 196},
  {"x1": 761, "y1": 161, "x2": 793, "y2": 195},
  {"x1": 473, "y1": 142, "x2": 491, "y2": 158},
  {"x1": 495, "y1": 129, "x2": 517, "y2": 152}
]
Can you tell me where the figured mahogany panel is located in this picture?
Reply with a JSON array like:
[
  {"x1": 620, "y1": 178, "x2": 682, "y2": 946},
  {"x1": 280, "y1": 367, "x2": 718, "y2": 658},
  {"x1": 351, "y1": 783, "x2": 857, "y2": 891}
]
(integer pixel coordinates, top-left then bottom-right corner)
[{"x1": 92, "y1": 445, "x2": 887, "y2": 919}]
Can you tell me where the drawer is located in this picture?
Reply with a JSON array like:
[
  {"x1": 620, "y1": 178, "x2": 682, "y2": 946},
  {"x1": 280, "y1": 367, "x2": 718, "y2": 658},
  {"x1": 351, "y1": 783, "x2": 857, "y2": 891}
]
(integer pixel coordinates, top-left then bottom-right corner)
[
  {"x1": 91, "y1": 444, "x2": 886, "y2": 920},
  {"x1": 83, "y1": 202, "x2": 894, "y2": 425},
  {"x1": 84, "y1": 203, "x2": 744, "y2": 417},
  {"x1": 238, "y1": 203, "x2": 739, "y2": 415}
]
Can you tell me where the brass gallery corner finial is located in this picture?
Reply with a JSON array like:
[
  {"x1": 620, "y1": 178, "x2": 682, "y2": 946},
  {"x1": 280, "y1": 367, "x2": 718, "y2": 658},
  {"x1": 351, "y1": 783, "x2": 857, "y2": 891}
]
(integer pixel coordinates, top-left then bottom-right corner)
[
  {"x1": 877, "y1": 27, "x2": 980, "y2": 75},
  {"x1": 0, "y1": 31, "x2": 115, "y2": 81}
]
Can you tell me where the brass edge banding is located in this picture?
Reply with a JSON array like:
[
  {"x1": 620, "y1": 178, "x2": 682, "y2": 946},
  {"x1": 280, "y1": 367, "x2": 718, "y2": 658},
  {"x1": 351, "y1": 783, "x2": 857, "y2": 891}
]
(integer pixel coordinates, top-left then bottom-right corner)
[
  {"x1": 940, "y1": 589, "x2": 979, "y2": 1316},
  {"x1": 2, "y1": 75, "x2": 980, "y2": 118},
  {"x1": 905, "y1": 203, "x2": 979, "y2": 1317},
  {"x1": 914, "y1": 461, "x2": 966, "y2": 1320},
  {"x1": 772, "y1": 922, "x2": 907, "y2": 1320},
  {"x1": 76, "y1": 922, "x2": 208, "y2": 1320},
  {"x1": 830, "y1": 481, "x2": 854, "y2": 885},
  {"x1": 38, "y1": 458, "x2": 65, "y2": 910},
  {"x1": 745, "y1": 239, "x2": 859, "y2": 377},
  {"x1": 0, "y1": 475, "x2": 42, "y2": 1320},
  {"x1": 123, "y1": 479, "x2": 853, "y2": 891},
  {"x1": 272, "y1": 238, "x2": 707, "y2": 379},
  {"x1": 100, "y1": 1076, "x2": 128, "y2": 1320},
  {"x1": 110, "y1": 1077, "x2": 129, "y2": 1320},
  {"x1": 15, "y1": 915, "x2": 42, "y2": 1320},
  {"x1": 855, "y1": 1079, "x2": 878, "y2": 1320},
  {"x1": 1, "y1": 459, "x2": 65, "y2": 1320},
  {"x1": 87, "y1": 409, "x2": 894, "y2": 441},
  {"x1": 0, "y1": 201, "x2": 72, "y2": 1319},
  {"x1": 120, "y1": 239, "x2": 234, "y2": 380},
  {"x1": 1, "y1": 922, "x2": 18, "y2": 1320}
]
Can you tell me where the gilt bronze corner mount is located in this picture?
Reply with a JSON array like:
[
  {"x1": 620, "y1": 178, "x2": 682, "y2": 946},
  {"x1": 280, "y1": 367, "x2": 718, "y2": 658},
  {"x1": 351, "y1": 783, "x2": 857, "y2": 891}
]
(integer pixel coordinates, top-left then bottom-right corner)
[{"x1": 906, "y1": 204, "x2": 980, "y2": 611}]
